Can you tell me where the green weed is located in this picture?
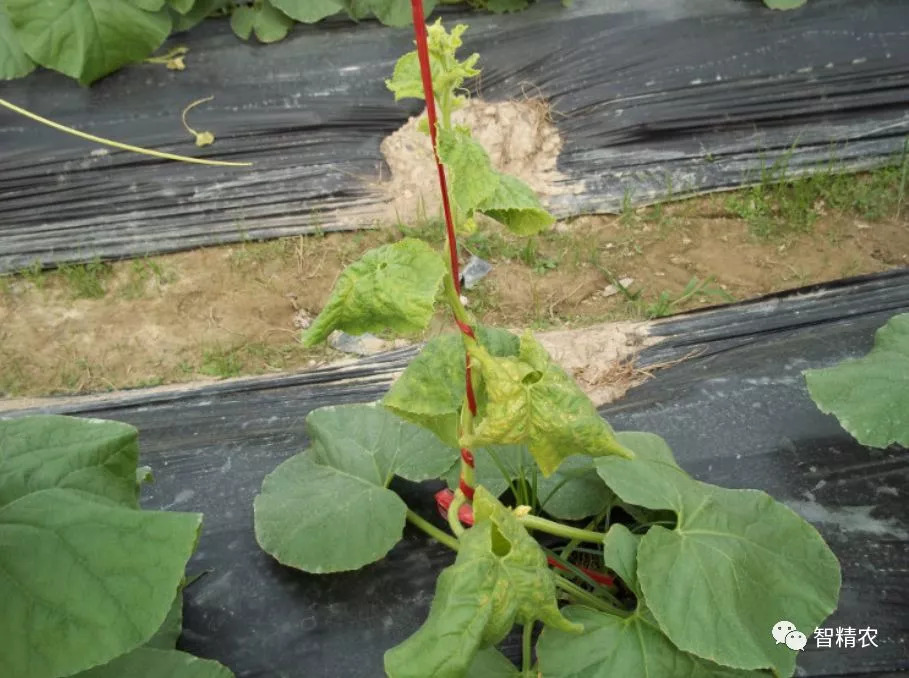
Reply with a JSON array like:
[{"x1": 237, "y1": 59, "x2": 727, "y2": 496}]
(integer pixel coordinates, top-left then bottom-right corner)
[
  {"x1": 643, "y1": 276, "x2": 733, "y2": 319},
  {"x1": 121, "y1": 259, "x2": 176, "y2": 299},
  {"x1": 727, "y1": 142, "x2": 909, "y2": 238},
  {"x1": 59, "y1": 259, "x2": 113, "y2": 299}
]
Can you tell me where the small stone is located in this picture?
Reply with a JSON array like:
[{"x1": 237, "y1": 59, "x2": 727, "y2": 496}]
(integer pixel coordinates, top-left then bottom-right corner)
[
  {"x1": 328, "y1": 331, "x2": 389, "y2": 356},
  {"x1": 292, "y1": 310, "x2": 312, "y2": 330},
  {"x1": 601, "y1": 277, "x2": 634, "y2": 298}
]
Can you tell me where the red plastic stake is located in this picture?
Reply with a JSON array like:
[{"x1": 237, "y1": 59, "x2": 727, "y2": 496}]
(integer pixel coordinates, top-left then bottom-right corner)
[{"x1": 410, "y1": 1, "x2": 478, "y2": 499}]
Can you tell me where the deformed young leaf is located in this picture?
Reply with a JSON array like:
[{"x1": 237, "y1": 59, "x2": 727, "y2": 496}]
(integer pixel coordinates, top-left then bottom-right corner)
[
  {"x1": 0, "y1": 415, "x2": 140, "y2": 509},
  {"x1": 386, "y1": 20, "x2": 478, "y2": 102},
  {"x1": 383, "y1": 326, "x2": 519, "y2": 447},
  {"x1": 384, "y1": 487, "x2": 579, "y2": 678},
  {"x1": 595, "y1": 432, "x2": 841, "y2": 675},
  {"x1": 302, "y1": 238, "x2": 447, "y2": 347},
  {"x1": 6, "y1": 0, "x2": 173, "y2": 84},
  {"x1": 537, "y1": 606, "x2": 763, "y2": 678},
  {"x1": 0, "y1": 488, "x2": 202, "y2": 678},
  {"x1": 804, "y1": 312, "x2": 909, "y2": 449},
  {"x1": 463, "y1": 332, "x2": 633, "y2": 476},
  {"x1": 255, "y1": 404, "x2": 459, "y2": 573},
  {"x1": 386, "y1": 51, "x2": 445, "y2": 101},
  {"x1": 74, "y1": 647, "x2": 234, "y2": 678}
]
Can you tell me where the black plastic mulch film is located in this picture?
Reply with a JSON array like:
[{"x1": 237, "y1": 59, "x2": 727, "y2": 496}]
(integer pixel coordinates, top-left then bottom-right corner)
[
  {"x1": 3, "y1": 270, "x2": 908, "y2": 677},
  {"x1": 1, "y1": 0, "x2": 908, "y2": 272}
]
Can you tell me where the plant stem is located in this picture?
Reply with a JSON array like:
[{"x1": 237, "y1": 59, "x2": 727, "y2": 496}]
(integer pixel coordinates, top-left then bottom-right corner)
[
  {"x1": 559, "y1": 507, "x2": 611, "y2": 562},
  {"x1": 447, "y1": 489, "x2": 467, "y2": 537},
  {"x1": 0, "y1": 97, "x2": 250, "y2": 167},
  {"x1": 406, "y1": 509, "x2": 459, "y2": 552},
  {"x1": 554, "y1": 576, "x2": 629, "y2": 618},
  {"x1": 443, "y1": 270, "x2": 476, "y2": 344},
  {"x1": 519, "y1": 514, "x2": 604, "y2": 544},
  {"x1": 522, "y1": 621, "x2": 533, "y2": 676}
]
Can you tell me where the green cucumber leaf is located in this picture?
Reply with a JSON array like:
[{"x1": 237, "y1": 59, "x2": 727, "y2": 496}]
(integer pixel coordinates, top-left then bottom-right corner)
[
  {"x1": 172, "y1": 0, "x2": 226, "y2": 31},
  {"x1": 74, "y1": 647, "x2": 234, "y2": 678},
  {"x1": 366, "y1": 0, "x2": 437, "y2": 27},
  {"x1": 6, "y1": 0, "x2": 173, "y2": 84},
  {"x1": 383, "y1": 326, "x2": 519, "y2": 447},
  {"x1": 538, "y1": 455, "x2": 613, "y2": 520},
  {"x1": 0, "y1": 488, "x2": 202, "y2": 678},
  {"x1": 302, "y1": 238, "x2": 447, "y2": 347},
  {"x1": 478, "y1": 173, "x2": 555, "y2": 236},
  {"x1": 468, "y1": 647, "x2": 520, "y2": 676},
  {"x1": 254, "y1": 452, "x2": 407, "y2": 573},
  {"x1": 443, "y1": 444, "x2": 534, "y2": 499},
  {"x1": 0, "y1": 415, "x2": 140, "y2": 509},
  {"x1": 308, "y1": 403, "x2": 459, "y2": 483},
  {"x1": 438, "y1": 127, "x2": 501, "y2": 213},
  {"x1": 595, "y1": 432, "x2": 841, "y2": 674},
  {"x1": 143, "y1": 590, "x2": 183, "y2": 649},
  {"x1": 485, "y1": 0, "x2": 531, "y2": 12},
  {"x1": 269, "y1": 0, "x2": 339, "y2": 23},
  {"x1": 804, "y1": 312, "x2": 909, "y2": 449},
  {"x1": 166, "y1": 0, "x2": 195, "y2": 13},
  {"x1": 537, "y1": 606, "x2": 763, "y2": 678},
  {"x1": 384, "y1": 487, "x2": 579, "y2": 678},
  {"x1": 255, "y1": 404, "x2": 458, "y2": 573},
  {"x1": 464, "y1": 332, "x2": 633, "y2": 476},
  {"x1": 252, "y1": 0, "x2": 294, "y2": 43},
  {"x1": 601, "y1": 523, "x2": 639, "y2": 592},
  {"x1": 229, "y1": 5, "x2": 255, "y2": 39},
  {"x1": 763, "y1": 0, "x2": 807, "y2": 9},
  {"x1": 0, "y1": 3, "x2": 35, "y2": 80}
]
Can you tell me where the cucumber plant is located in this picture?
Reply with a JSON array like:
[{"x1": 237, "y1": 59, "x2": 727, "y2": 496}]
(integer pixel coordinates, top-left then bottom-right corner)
[
  {"x1": 0, "y1": 415, "x2": 234, "y2": 678},
  {"x1": 252, "y1": 11, "x2": 841, "y2": 677}
]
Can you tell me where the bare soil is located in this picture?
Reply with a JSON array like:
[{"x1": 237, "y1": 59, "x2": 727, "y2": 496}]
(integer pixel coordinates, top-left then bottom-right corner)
[{"x1": 2, "y1": 193, "x2": 907, "y2": 401}]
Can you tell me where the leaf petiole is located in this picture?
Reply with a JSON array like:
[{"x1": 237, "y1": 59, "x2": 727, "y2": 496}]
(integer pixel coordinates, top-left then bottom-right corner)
[
  {"x1": 406, "y1": 509, "x2": 459, "y2": 552},
  {"x1": 554, "y1": 576, "x2": 630, "y2": 618},
  {"x1": 519, "y1": 513, "x2": 604, "y2": 544}
]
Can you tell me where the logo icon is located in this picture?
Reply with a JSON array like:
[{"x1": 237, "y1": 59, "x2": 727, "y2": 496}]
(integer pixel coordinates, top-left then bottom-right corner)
[{"x1": 772, "y1": 620, "x2": 807, "y2": 651}]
